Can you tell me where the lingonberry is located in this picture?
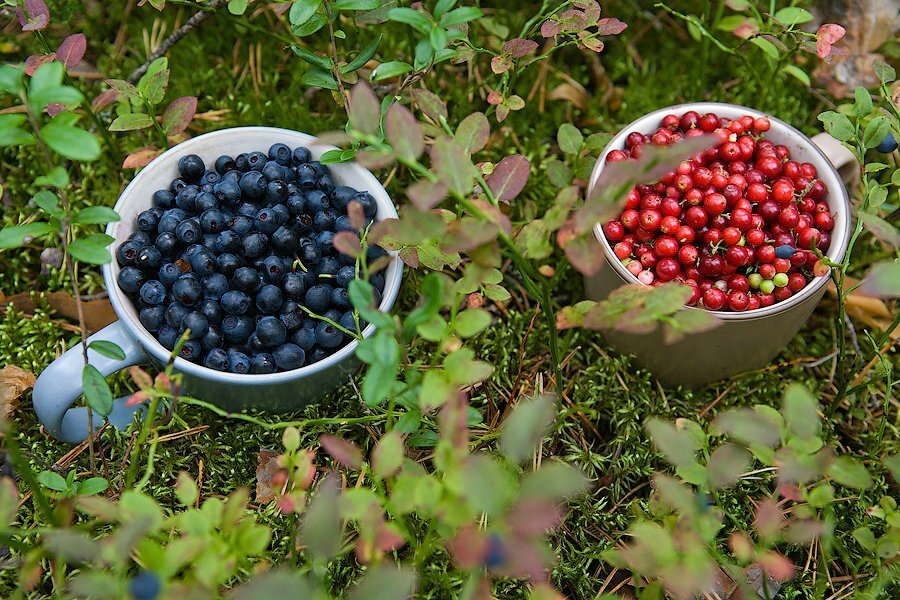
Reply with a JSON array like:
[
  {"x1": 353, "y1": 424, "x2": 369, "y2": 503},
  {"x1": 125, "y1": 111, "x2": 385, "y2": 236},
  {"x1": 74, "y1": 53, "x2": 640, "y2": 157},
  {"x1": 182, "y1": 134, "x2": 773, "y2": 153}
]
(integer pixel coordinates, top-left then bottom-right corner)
[{"x1": 702, "y1": 287, "x2": 727, "y2": 310}]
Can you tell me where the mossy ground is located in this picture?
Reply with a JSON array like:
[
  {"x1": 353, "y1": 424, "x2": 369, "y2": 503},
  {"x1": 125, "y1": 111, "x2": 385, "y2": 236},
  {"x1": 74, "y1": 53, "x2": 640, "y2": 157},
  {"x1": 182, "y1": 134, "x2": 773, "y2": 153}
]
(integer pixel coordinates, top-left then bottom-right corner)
[{"x1": 0, "y1": 1, "x2": 896, "y2": 598}]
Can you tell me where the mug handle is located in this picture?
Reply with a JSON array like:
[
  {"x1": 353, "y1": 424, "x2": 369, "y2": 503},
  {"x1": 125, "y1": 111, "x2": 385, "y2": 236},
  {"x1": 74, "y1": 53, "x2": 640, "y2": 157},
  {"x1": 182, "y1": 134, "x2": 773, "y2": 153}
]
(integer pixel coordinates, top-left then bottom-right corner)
[
  {"x1": 810, "y1": 132, "x2": 857, "y2": 183},
  {"x1": 33, "y1": 320, "x2": 150, "y2": 444}
]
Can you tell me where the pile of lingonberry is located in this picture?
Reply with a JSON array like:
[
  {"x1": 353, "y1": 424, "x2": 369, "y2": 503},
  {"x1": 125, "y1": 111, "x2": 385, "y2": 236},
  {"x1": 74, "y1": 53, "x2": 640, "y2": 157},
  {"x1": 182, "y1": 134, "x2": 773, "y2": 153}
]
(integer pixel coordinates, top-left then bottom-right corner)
[
  {"x1": 116, "y1": 144, "x2": 387, "y2": 374},
  {"x1": 602, "y1": 111, "x2": 834, "y2": 312}
]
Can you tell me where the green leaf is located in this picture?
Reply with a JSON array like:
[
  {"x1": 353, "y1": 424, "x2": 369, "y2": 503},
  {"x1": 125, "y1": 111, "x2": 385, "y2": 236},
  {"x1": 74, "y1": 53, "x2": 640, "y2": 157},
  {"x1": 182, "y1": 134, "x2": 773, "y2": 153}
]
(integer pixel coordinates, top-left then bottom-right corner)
[
  {"x1": 34, "y1": 166, "x2": 69, "y2": 188},
  {"x1": 0, "y1": 122, "x2": 34, "y2": 147},
  {"x1": 300, "y1": 67, "x2": 337, "y2": 90},
  {"x1": 89, "y1": 340, "x2": 126, "y2": 360},
  {"x1": 290, "y1": 0, "x2": 323, "y2": 26},
  {"x1": 32, "y1": 191, "x2": 63, "y2": 220},
  {"x1": 41, "y1": 115, "x2": 101, "y2": 161},
  {"x1": 348, "y1": 565, "x2": 416, "y2": 600},
  {"x1": 706, "y1": 444, "x2": 751, "y2": 489},
  {"x1": 37, "y1": 470, "x2": 69, "y2": 492},
  {"x1": 371, "y1": 60, "x2": 413, "y2": 81},
  {"x1": 301, "y1": 475, "x2": 342, "y2": 559},
  {"x1": 773, "y1": 7, "x2": 813, "y2": 25},
  {"x1": 873, "y1": 60, "x2": 896, "y2": 83},
  {"x1": 454, "y1": 308, "x2": 491, "y2": 337},
  {"x1": 859, "y1": 212, "x2": 900, "y2": 246},
  {"x1": 68, "y1": 234, "x2": 113, "y2": 265},
  {"x1": 852, "y1": 86, "x2": 873, "y2": 117},
  {"x1": 0, "y1": 222, "x2": 54, "y2": 249},
  {"x1": 862, "y1": 116, "x2": 891, "y2": 149},
  {"x1": 432, "y1": 136, "x2": 474, "y2": 196},
  {"x1": 0, "y1": 64, "x2": 24, "y2": 94},
  {"x1": 228, "y1": 0, "x2": 249, "y2": 15},
  {"x1": 372, "y1": 430, "x2": 403, "y2": 478},
  {"x1": 864, "y1": 162, "x2": 888, "y2": 173},
  {"x1": 439, "y1": 6, "x2": 482, "y2": 27},
  {"x1": 828, "y1": 456, "x2": 873, "y2": 490},
  {"x1": 82, "y1": 365, "x2": 113, "y2": 416},
  {"x1": 292, "y1": 12, "x2": 327, "y2": 36},
  {"x1": 853, "y1": 527, "x2": 876, "y2": 551},
  {"x1": 387, "y1": 7, "x2": 431, "y2": 33},
  {"x1": 333, "y1": 0, "x2": 379, "y2": 10},
  {"x1": 72, "y1": 206, "x2": 120, "y2": 225},
  {"x1": 455, "y1": 112, "x2": 490, "y2": 155},
  {"x1": 434, "y1": 0, "x2": 455, "y2": 18},
  {"x1": 782, "y1": 64, "x2": 810, "y2": 86},
  {"x1": 348, "y1": 279, "x2": 394, "y2": 330},
  {"x1": 749, "y1": 37, "x2": 780, "y2": 60},
  {"x1": 291, "y1": 45, "x2": 333, "y2": 71},
  {"x1": 646, "y1": 418, "x2": 701, "y2": 468},
  {"x1": 342, "y1": 33, "x2": 382, "y2": 73},
  {"x1": 557, "y1": 123, "x2": 583, "y2": 155},
  {"x1": 715, "y1": 15, "x2": 746, "y2": 32},
  {"x1": 29, "y1": 84, "x2": 83, "y2": 112},
  {"x1": 109, "y1": 113, "x2": 154, "y2": 132},
  {"x1": 358, "y1": 332, "x2": 400, "y2": 405},
  {"x1": 429, "y1": 25, "x2": 448, "y2": 51},
  {"x1": 817, "y1": 111, "x2": 854, "y2": 142},
  {"x1": 77, "y1": 477, "x2": 109, "y2": 496},
  {"x1": 501, "y1": 393, "x2": 555, "y2": 463},
  {"x1": 404, "y1": 273, "x2": 443, "y2": 329},
  {"x1": 29, "y1": 61, "x2": 64, "y2": 96},
  {"x1": 141, "y1": 68, "x2": 169, "y2": 105},
  {"x1": 782, "y1": 384, "x2": 820, "y2": 441}
]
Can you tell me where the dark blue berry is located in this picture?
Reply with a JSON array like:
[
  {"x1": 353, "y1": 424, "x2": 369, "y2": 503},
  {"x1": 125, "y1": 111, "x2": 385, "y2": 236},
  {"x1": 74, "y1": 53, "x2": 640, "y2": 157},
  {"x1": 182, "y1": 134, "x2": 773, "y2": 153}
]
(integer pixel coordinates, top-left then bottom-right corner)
[
  {"x1": 204, "y1": 347, "x2": 228, "y2": 371},
  {"x1": 195, "y1": 192, "x2": 218, "y2": 213},
  {"x1": 137, "y1": 210, "x2": 159, "y2": 233},
  {"x1": 154, "y1": 232, "x2": 178, "y2": 257},
  {"x1": 235, "y1": 153, "x2": 250, "y2": 171},
  {"x1": 308, "y1": 347, "x2": 328, "y2": 364},
  {"x1": 370, "y1": 272, "x2": 385, "y2": 292},
  {"x1": 334, "y1": 215, "x2": 356, "y2": 233},
  {"x1": 158, "y1": 208, "x2": 186, "y2": 234},
  {"x1": 139, "y1": 280, "x2": 167, "y2": 305},
  {"x1": 877, "y1": 132, "x2": 898, "y2": 153},
  {"x1": 227, "y1": 349, "x2": 251, "y2": 373},
  {"x1": 271, "y1": 226, "x2": 299, "y2": 254},
  {"x1": 175, "y1": 186, "x2": 199, "y2": 212},
  {"x1": 152, "y1": 189, "x2": 175, "y2": 209},
  {"x1": 172, "y1": 276, "x2": 202, "y2": 306},
  {"x1": 305, "y1": 190, "x2": 329, "y2": 213},
  {"x1": 340, "y1": 311, "x2": 365, "y2": 334},
  {"x1": 241, "y1": 232, "x2": 268, "y2": 258},
  {"x1": 331, "y1": 186, "x2": 356, "y2": 212},
  {"x1": 315, "y1": 321, "x2": 344, "y2": 348},
  {"x1": 158, "y1": 325, "x2": 179, "y2": 350},
  {"x1": 335, "y1": 266, "x2": 356, "y2": 288},
  {"x1": 188, "y1": 249, "x2": 215, "y2": 276},
  {"x1": 222, "y1": 315, "x2": 253, "y2": 343},
  {"x1": 292, "y1": 146, "x2": 312, "y2": 165},
  {"x1": 231, "y1": 267, "x2": 262, "y2": 293},
  {"x1": 182, "y1": 312, "x2": 209, "y2": 339},
  {"x1": 287, "y1": 192, "x2": 306, "y2": 216},
  {"x1": 256, "y1": 316, "x2": 287, "y2": 347},
  {"x1": 202, "y1": 273, "x2": 229, "y2": 300},
  {"x1": 213, "y1": 179, "x2": 242, "y2": 206},
  {"x1": 199, "y1": 209, "x2": 226, "y2": 234},
  {"x1": 236, "y1": 201, "x2": 258, "y2": 217},
  {"x1": 200, "y1": 327, "x2": 224, "y2": 351},
  {"x1": 139, "y1": 305, "x2": 166, "y2": 332},
  {"x1": 247, "y1": 151, "x2": 267, "y2": 171},
  {"x1": 775, "y1": 244, "x2": 796, "y2": 259},
  {"x1": 251, "y1": 353, "x2": 278, "y2": 373},
  {"x1": 214, "y1": 230, "x2": 241, "y2": 254},
  {"x1": 253, "y1": 207, "x2": 279, "y2": 235},
  {"x1": 240, "y1": 171, "x2": 267, "y2": 201},
  {"x1": 198, "y1": 298, "x2": 223, "y2": 326},
  {"x1": 297, "y1": 163, "x2": 317, "y2": 189},
  {"x1": 273, "y1": 343, "x2": 305, "y2": 370},
  {"x1": 117, "y1": 267, "x2": 146, "y2": 293},
  {"x1": 269, "y1": 143, "x2": 291, "y2": 165},
  {"x1": 271, "y1": 203, "x2": 289, "y2": 225},
  {"x1": 221, "y1": 290, "x2": 251, "y2": 315},
  {"x1": 170, "y1": 178, "x2": 187, "y2": 194},
  {"x1": 175, "y1": 219, "x2": 202, "y2": 245},
  {"x1": 116, "y1": 240, "x2": 141, "y2": 266},
  {"x1": 292, "y1": 213, "x2": 314, "y2": 235},
  {"x1": 178, "y1": 154, "x2": 205, "y2": 181},
  {"x1": 266, "y1": 180, "x2": 288, "y2": 204},
  {"x1": 313, "y1": 209, "x2": 336, "y2": 231},
  {"x1": 256, "y1": 284, "x2": 284, "y2": 314},
  {"x1": 330, "y1": 286, "x2": 351, "y2": 310},
  {"x1": 136, "y1": 246, "x2": 162, "y2": 272},
  {"x1": 215, "y1": 155, "x2": 236, "y2": 174},
  {"x1": 283, "y1": 272, "x2": 306, "y2": 299},
  {"x1": 316, "y1": 256, "x2": 340, "y2": 276},
  {"x1": 216, "y1": 253, "x2": 241, "y2": 277},
  {"x1": 263, "y1": 256, "x2": 287, "y2": 284},
  {"x1": 229, "y1": 214, "x2": 254, "y2": 236},
  {"x1": 129, "y1": 571, "x2": 161, "y2": 600},
  {"x1": 279, "y1": 301, "x2": 303, "y2": 331},
  {"x1": 353, "y1": 192, "x2": 377, "y2": 218},
  {"x1": 304, "y1": 284, "x2": 332, "y2": 314},
  {"x1": 262, "y1": 161, "x2": 286, "y2": 184},
  {"x1": 299, "y1": 240, "x2": 322, "y2": 266},
  {"x1": 165, "y1": 302, "x2": 190, "y2": 329}
]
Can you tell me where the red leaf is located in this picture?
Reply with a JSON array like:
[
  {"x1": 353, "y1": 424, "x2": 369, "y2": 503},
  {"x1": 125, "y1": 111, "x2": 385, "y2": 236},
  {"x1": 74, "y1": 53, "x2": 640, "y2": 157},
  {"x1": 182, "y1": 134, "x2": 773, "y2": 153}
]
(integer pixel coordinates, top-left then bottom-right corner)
[
  {"x1": 91, "y1": 89, "x2": 119, "y2": 112},
  {"x1": 407, "y1": 179, "x2": 448, "y2": 210},
  {"x1": 46, "y1": 103, "x2": 66, "y2": 116},
  {"x1": 332, "y1": 231, "x2": 363, "y2": 258},
  {"x1": 490, "y1": 55, "x2": 512, "y2": 75},
  {"x1": 507, "y1": 499, "x2": 564, "y2": 535},
  {"x1": 56, "y1": 34, "x2": 87, "y2": 68},
  {"x1": 557, "y1": 220, "x2": 605, "y2": 275},
  {"x1": 411, "y1": 88, "x2": 448, "y2": 123},
  {"x1": 384, "y1": 102, "x2": 424, "y2": 161},
  {"x1": 129, "y1": 365, "x2": 152, "y2": 389},
  {"x1": 24, "y1": 53, "x2": 55, "y2": 76},
  {"x1": 541, "y1": 20, "x2": 561, "y2": 38},
  {"x1": 348, "y1": 82, "x2": 381, "y2": 136},
  {"x1": 320, "y1": 435, "x2": 362, "y2": 469},
  {"x1": 16, "y1": 0, "x2": 50, "y2": 31},
  {"x1": 815, "y1": 24, "x2": 845, "y2": 58},
  {"x1": 486, "y1": 90, "x2": 503, "y2": 105},
  {"x1": 501, "y1": 38, "x2": 539, "y2": 58},
  {"x1": 347, "y1": 200, "x2": 366, "y2": 231},
  {"x1": 758, "y1": 551, "x2": 796, "y2": 582},
  {"x1": 486, "y1": 155, "x2": 530, "y2": 203},
  {"x1": 123, "y1": 147, "x2": 162, "y2": 169},
  {"x1": 455, "y1": 112, "x2": 490, "y2": 155},
  {"x1": 255, "y1": 449, "x2": 282, "y2": 504},
  {"x1": 596, "y1": 18, "x2": 628, "y2": 36},
  {"x1": 126, "y1": 390, "x2": 152, "y2": 407},
  {"x1": 161, "y1": 96, "x2": 197, "y2": 135}
]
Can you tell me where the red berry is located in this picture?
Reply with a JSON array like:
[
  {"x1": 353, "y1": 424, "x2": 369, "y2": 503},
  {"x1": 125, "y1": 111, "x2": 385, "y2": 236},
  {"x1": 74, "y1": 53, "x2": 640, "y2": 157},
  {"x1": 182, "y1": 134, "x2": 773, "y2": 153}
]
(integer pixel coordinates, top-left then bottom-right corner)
[
  {"x1": 626, "y1": 132, "x2": 644, "y2": 148},
  {"x1": 699, "y1": 254, "x2": 724, "y2": 277},
  {"x1": 757, "y1": 156, "x2": 782, "y2": 179},
  {"x1": 654, "y1": 235, "x2": 679, "y2": 258},
  {"x1": 788, "y1": 273, "x2": 806, "y2": 292},
  {"x1": 680, "y1": 111, "x2": 700, "y2": 130},
  {"x1": 725, "y1": 246, "x2": 747, "y2": 267},
  {"x1": 675, "y1": 226, "x2": 695, "y2": 244},
  {"x1": 720, "y1": 142, "x2": 741, "y2": 162},
  {"x1": 778, "y1": 207, "x2": 800, "y2": 230},
  {"x1": 702, "y1": 287, "x2": 727, "y2": 310},
  {"x1": 662, "y1": 114, "x2": 680, "y2": 129},
  {"x1": 800, "y1": 162, "x2": 817, "y2": 178},
  {"x1": 722, "y1": 227, "x2": 742, "y2": 246},
  {"x1": 614, "y1": 241, "x2": 632, "y2": 260},
  {"x1": 753, "y1": 117, "x2": 770, "y2": 132},
  {"x1": 760, "y1": 263, "x2": 776, "y2": 279},
  {"x1": 604, "y1": 221, "x2": 625, "y2": 242},
  {"x1": 607, "y1": 149, "x2": 628, "y2": 162},
  {"x1": 759, "y1": 293, "x2": 775, "y2": 307},
  {"x1": 621, "y1": 209, "x2": 639, "y2": 230},
  {"x1": 728, "y1": 291, "x2": 750, "y2": 311},
  {"x1": 640, "y1": 193, "x2": 662, "y2": 211},
  {"x1": 704, "y1": 193, "x2": 727, "y2": 216},
  {"x1": 656, "y1": 258, "x2": 680, "y2": 281},
  {"x1": 814, "y1": 211, "x2": 834, "y2": 231},
  {"x1": 639, "y1": 209, "x2": 662, "y2": 231},
  {"x1": 729, "y1": 274, "x2": 750, "y2": 293},
  {"x1": 699, "y1": 113, "x2": 719, "y2": 132},
  {"x1": 730, "y1": 208, "x2": 753, "y2": 231},
  {"x1": 678, "y1": 244, "x2": 699, "y2": 265},
  {"x1": 798, "y1": 227, "x2": 821, "y2": 250},
  {"x1": 774, "y1": 286, "x2": 793, "y2": 302},
  {"x1": 684, "y1": 206, "x2": 708, "y2": 228},
  {"x1": 746, "y1": 229, "x2": 766, "y2": 246},
  {"x1": 773, "y1": 258, "x2": 791, "y2": 273},
  {"x1": 772, "y1": 180, "x2": 794, "y2": 204},
  {"x1": 660, "y1": 215, "x2": 680, "y2": 234},
  {"x1": 748, "y1": 295, "x2": 761, "y2": 310}
]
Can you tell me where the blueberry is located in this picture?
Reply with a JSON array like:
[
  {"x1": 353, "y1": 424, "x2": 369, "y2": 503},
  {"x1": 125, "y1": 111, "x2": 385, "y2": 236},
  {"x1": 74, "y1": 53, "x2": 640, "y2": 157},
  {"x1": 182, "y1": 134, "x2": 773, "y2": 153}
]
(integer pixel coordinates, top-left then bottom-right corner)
[
  {"x1": 354, "y1": 192, "x2": 377, "y2": 218},
  {"x1": 271, "y1": 226, "x2": 299, "y2": 254},
  {"x1": 268, "y1": 143, "x2": 292, "y2": 165},
  {"x1": 195, "y1": 191, "x2": 218, "y2": 213},
  {"x1": 229, "y1": 214, "x2": 254, "y2": 236},
  {"x1": 253, "y1": 207, "x2": 279, "y2": 235},
  {"x1": 262, "y1": 161, "x2": 286, "y2": 184},
  {"x1": 247, "y1": 332, "x2": 267, "y2": 354},
  {"x1": 315, "y1": 321, "x2": 344, "y2": 349},
  {"x1": 330, "y1": 286, "x2": 351, "y2": 310},
  {"x1": 118, "y1": 266, "x2": 147, "y2": 293},
  {"x1": 204, "y1": 347, "x2": 228, "y2": 371},
  {"x1": 139, "y1": 305, "x2": 166, "y2": 332},
  {"x1": 256, "y1": 284, "x2": 284, "y2": 314},
  {"x1": 222, "y1": 314, "x2": 253, "y2": 343},
  {"x1": 323, "y1": 308, "x2": 341, "y2": 323},
  {"x1": 200, "y1": 170, "x2": 220, "y2": 186},
  {"x1": 152, "y1": 189, "x2": 175, "y2": 209},
  {"x1": 775, "y1": 244, "x2": 796, "y2": 259},
  {"x1": 256, "y1": 316, "x2": 287, "y2": 347},
  {"x1": 227, "y1": 349, "x2": 251, "y2": 374},
  {"x1": 297, "y1": 163, "x2": 317, "y2": 189},
  {"x1": 241, "y1": 232, "x2": 268, "y2": 258},
  {"x1": 236, "y1": 201, "x2": 259, "y2": 217},
  {"x1": 877, "y1": 132, "x2": 898, "y2": 153},
  {"x1": 279, "y1": 302, "x2": 303, "y2": 331},
  {"x1": 154, "y1": 232, "x2": 178, "y2": 257},
  {"x1": 200, "y1": 209, "x2": 226, "y2": 233},
  {"x1": 221, "y1": 290, "x2": 251, "y2": 315},
  {"x1": 179, "y1": 340, "x2": 202, "y2": 362},
  {"x1": 216, "y1": 253, "x2": 241, "y2": 277},
  {"x1": 202, "y1": 273, "x2": 229, "y2": 300},
  {"x1": 129, "y1": 571, "x2": 161, "y2": 600},
  {"x1": 175, "y1": 185, "x2": 199, "y2": 212},
  {"x1": 266, "y1": 180, "x2": 288, "y2": 204},
  {"x1": 213, "y1": 179, "x2": 242, "y2": 206},
  {"x1": 308, "y1": 347, "x2": 328, "y2": 364},
  {"x1": 331, "y1": 186, "x2": 356, "y2": 212},
  {"x1": 215, "y1": 155, "x2": 236, "y2": 174},
  {"x1": 137, "y1": 210, "x2": 159, "y2": 233},
  {"x1": 263, "y1": 256, "x2": 287, "y2": 284},
  {"x1": 291, "y1": 326, "x2": 316, "y2": 351},
  {"x1": 283, "y1": 272, "x2": 306, "y2": 299},
  {"x1": 292, "y1": 146, "x2": 312, "y2": 165},
  {"x1": 287, "y1": 193, "x2": 306, "y2": 216},
  {"x1": 251, "y1": 353, "x2": 278, "y2": 374},
  {"x1": 215, "y1": 230, "x2": 241, "y2": 254},
  {"x1": 136, "y1": 246, "x2": 162, "y2": 272},
  {"x1": 299, "y1": 240, "x2": 322, "y2": 266},
  {"x1": 188, "y1": 249, "x2": 216, "y2": 276},
  {"x1": 271, "y1": 203, "x2": 289, "y2": 225},
  {"x1": 293, "y1": 213, "x2": 314, "y2": 235},
  {"x1": 247, "y1": 151, "x2": 267, "y2": 171},
  {"x1": 317, "y1": 173, "x2": 335, "y2": 195},
  {"x1": 139, "y1": 280, "x2": 167, "y2": 305},
  {"x1": 305, "y1": 190, "x2": 329, "y2": 213},
  {"x1": 166, "y1": 302, "x2": 190, "y2": 328},
  {"x1": 157, "y1": 325, "x2": 179, "y2": 350},
  {"x1": 176, "y1": 308, "x2": 206, "y2": 336},
  {"x1": 182, "y1": 243, "x2": 205, "y2": 260},
  {"x1": 172, "y1": 276, "x2": 202, "y2": 306},
  {"x1": 232, "y1": 267, "x2": 262, "y2": 293},
  {"x1": 301, "y1": 269, "x2": 318, "y2": 288},
  {"x1": 175, "y1": 219, "x2": 202, "y2": 245},
  {"x1": 316, "y1": 256, "x2": 340, "y2": 276},
  {"x1": 367, "y1": 245, "x2": 388, "y2": 262},
  {"x1": 158, "y1": 208, "x2": 187, "y2": 234},
  {"x1": 304, "y1": 284, "x2": 333, "y2": 313},
  {"x1": 235, "y1": 153, "x2": 250, "y2": 171},
  {"x1": 335, "y1": 215, "x2": 356, "y2": 233},
  {"x1": 178, "y1": 154, "x2": 205, "y2": 181},
  {"x1": 335, "y1": 266, "x2": 356, "y2": 288},
  {"x1": 340, "y1": 311, "x2": 365, "y2": 334},
  {"x1": 371, "y1": 272, "x2": 385, "y2": 292},
  {"x1": 272, "y1": 343, "x2": 304, "y2": 370},
  {"x1": 170, "y1": 178, "x2": 188, "y2": 194},
  {"x1": 197, "y1": 298, "x2": 223, "y2": 326},
  {"x1": 116, "y1": 240, "x2": 141, "y2": 266},
  {"x1": 200, "y1": 327, "x2": 224, "y2": 351}
]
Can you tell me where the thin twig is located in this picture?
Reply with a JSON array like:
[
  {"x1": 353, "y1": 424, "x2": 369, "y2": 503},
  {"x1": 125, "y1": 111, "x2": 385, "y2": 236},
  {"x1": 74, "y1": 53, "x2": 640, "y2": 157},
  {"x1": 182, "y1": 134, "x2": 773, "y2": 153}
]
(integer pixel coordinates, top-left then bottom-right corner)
[{"x1": 128, "y1": 0, "x2": 228, "y2": 83}]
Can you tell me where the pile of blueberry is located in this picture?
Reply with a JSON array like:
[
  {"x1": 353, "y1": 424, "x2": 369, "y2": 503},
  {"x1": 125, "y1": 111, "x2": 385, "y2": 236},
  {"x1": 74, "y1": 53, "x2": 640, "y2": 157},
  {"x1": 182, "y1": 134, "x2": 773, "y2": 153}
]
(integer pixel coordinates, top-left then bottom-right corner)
[{"x1": 116, "y1": 144, "x2": 387, "y2": 374}]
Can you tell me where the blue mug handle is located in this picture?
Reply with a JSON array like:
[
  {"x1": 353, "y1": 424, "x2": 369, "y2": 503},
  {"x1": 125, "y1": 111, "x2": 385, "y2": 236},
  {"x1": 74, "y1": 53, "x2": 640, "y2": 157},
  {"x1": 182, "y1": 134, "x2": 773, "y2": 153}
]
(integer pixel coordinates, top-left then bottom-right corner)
[{"x1": 33, "y1": 320, "x2": 150, "y2": 444}]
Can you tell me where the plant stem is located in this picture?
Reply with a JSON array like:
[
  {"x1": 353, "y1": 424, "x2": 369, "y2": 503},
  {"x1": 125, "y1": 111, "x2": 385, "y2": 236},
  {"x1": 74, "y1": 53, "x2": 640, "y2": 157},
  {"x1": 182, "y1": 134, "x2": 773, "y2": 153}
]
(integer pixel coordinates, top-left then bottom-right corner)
[
  {"x1": 124, "y1": 394, "x2": 161, "y2": 489},
  {"x1": 3, "y1": 431, "x2": 57, "y2": 526},
  {"x1": 178, "y1": 395, "x2": 386, "y2": 430},
  {"x1": 324, "y1": 0, "x2": 348, "y2": 108}
]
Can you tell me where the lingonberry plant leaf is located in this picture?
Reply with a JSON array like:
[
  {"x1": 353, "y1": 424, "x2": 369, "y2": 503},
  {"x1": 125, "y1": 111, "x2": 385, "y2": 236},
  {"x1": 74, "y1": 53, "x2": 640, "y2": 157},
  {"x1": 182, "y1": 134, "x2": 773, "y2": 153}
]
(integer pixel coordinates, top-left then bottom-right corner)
[
  {"x1": 82, "y1": 364, "x2": 113, "y2": 416},
  {"x1": 122, "y1": 146, "x2": 163, "y2": 169},
  {"x1": 485, "y1": 155, "x2": 530, "y2": 203},
  {"x1": 407, "y1": 179, "x2": 448, "y2": 210},
  {"x1": 385, "y1": 102, "x2": 424, "y2": 161}
]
